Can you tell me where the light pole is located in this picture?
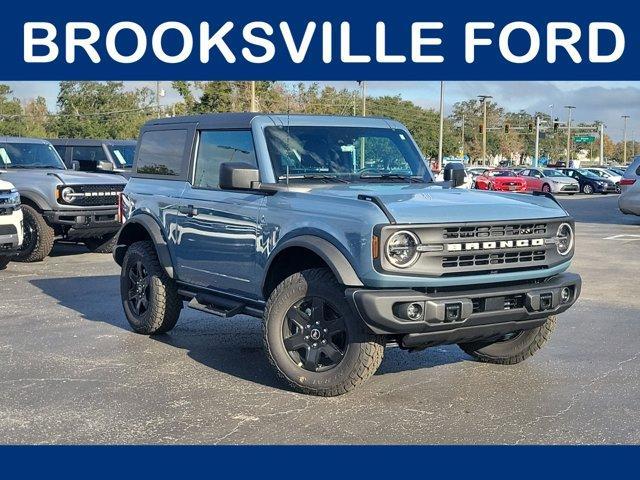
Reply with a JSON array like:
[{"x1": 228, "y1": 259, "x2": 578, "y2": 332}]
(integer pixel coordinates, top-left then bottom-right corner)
[
  {"x1": 534, "y1": 116, "x2": 541, "y2": 167},
  {"x1": 549, "y1": 104, "x2": 554, "y2": 123},
  {"x1": 461, "y1": 113, "x2": 465, "y2": 158},
  {"x1": 564, "y1": 105, "x2": 576, "y2": 164},
  {"x1": 622, "y1": 115, "x2": 630, "y2": 163},
  {"x1": 478, "y1": 95, "x2": 493, "y2": 166},
  {"x1": 250, "y1": 81, "x2": 257, "y2": 112},
  {"x1": 599, "y1": 122, "x2": 605, "y2": 166},
  {"x1": 437, "y1": 81, "x2": 445, "y2": 171}
]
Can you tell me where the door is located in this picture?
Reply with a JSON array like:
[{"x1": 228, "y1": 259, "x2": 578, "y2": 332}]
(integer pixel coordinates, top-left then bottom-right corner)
[
  {"x1": 173, "y1": 130, "x2": 265, "y2": 300},
  {"x1": 522, "y1": 169, "x2": 544, "y2": 191}
]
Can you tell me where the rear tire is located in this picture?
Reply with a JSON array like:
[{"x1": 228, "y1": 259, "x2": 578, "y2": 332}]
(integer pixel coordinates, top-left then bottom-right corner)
[
  {"x1": 84, "y1": 233, "x2": 117, "y2": 253},
  {"x1": 120, "y1": 241, "x2": 182, "y2": 335},
  {"x1": 458, "y1": 316, "x2": 556, "y2": 364},
  {"x1": 0, "y1": 256, "x2": 10, "y2": 270},
  {"x1": 263, "y1": 268, "x2": 385, "y2": 396},
  {"x1": 15, "y1": 204, "x2": 55, "y2": 263}
]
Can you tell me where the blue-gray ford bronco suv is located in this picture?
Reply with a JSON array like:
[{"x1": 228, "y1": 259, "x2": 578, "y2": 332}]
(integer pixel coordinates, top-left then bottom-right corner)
[{"x1": 114, "y1": 113, "x2": 581, "y2": 396}]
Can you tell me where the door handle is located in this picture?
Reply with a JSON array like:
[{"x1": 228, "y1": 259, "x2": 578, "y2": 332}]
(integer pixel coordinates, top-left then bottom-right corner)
[{"x1": 178, "y1": 205, "x2": 198, "y2": 217}]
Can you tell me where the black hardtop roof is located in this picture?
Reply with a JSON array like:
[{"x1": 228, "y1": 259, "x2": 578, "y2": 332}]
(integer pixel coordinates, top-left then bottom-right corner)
[
  {"x1": 142, "y1": 112, "x2": 394, "y2": 130},
  {"x1": 49, "y1": 138, "x2": 136, "y2": 146}
]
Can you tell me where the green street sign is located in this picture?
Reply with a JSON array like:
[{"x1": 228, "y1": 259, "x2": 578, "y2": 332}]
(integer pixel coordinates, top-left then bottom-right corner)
[{"x1": 574, "y1": 135, "x2": 596, "y2": 143}]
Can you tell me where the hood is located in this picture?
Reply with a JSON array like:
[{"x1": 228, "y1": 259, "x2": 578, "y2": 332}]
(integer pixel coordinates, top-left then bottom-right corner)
[
  {"x1": 0, "y1": 169, "x2": 127, "y2": 186},
  {"x1": 296, "y1": 184, "x2": 567, "y2": 223}
]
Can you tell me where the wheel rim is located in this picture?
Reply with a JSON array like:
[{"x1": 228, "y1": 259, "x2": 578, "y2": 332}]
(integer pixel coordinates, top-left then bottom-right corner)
[
  {"x1": 542, "y1": 184, "x2": 550, "y2": 192},
  {"x1": 584, "y1": 185, "x2": 593, "y2": 194},
  {"x1": 126, "y1": 260, "x2": 150, "y2": 317},
  {"x1": 20, "y1": 218, "x2": 37, "y2": 255},
  {"x1": 282, "y1": 296, "x2": 348, "y2": 373}
]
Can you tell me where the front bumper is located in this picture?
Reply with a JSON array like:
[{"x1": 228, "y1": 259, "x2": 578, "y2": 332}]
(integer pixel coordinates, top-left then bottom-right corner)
[
  {"x1": 0, "y1": 209, "x2": 23, "y2": 254},
  {"x1": 594, "y1": 183, "x2": 618, "y2": 193},
  {"x1": 551, "y1": 183, "x2": 580, "y2": 194},
  {"x1": 346, "y1": 272, "x2": 581, "y2": 348},
  {"x1": 43, "y1": 209, "x2": 120, "y2": 239}
]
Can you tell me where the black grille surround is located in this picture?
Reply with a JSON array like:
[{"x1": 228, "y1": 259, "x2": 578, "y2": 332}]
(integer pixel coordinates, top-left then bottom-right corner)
[
  {"x1": 377, "y1": 218, "x2": 574, "y2": 277},
  {"x1": 57, "y1": 184, "x2": 124, "y2": 207}
]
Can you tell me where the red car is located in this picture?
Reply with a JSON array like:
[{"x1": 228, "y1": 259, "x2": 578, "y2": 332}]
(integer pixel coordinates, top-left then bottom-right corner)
[{"x1": 475, "y1": 169, "x2": 527, "y2": 192}]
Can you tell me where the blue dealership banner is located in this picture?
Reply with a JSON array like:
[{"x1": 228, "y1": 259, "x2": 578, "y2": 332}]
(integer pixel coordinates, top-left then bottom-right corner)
[
  {"x1": 1, "y1": 0, "x2": 639, "y2": 80},
  {"x1": 0, "y1": 445, "x2": 637, "y2": 477}
]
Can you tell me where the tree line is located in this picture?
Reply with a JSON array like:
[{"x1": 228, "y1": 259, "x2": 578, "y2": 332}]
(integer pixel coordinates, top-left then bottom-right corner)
[{"x1": 0, "y1": 81, "x2": 632, "y2": 163}]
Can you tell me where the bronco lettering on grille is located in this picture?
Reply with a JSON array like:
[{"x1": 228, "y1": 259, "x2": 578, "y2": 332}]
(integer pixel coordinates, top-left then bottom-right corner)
[{"x1": 446, "y1": 238, "x2": 545, "y2": 252}]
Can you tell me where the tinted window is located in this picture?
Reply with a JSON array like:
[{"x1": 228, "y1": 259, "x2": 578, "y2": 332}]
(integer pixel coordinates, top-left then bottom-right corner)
[
  {"x1": 137, "y1": 130, "x2": 188, "y2": 176},
  {"x1": 72, "y1": 146, "x2": 107, "y2": 162},
  {"x1": 194, "y1": 130, "x2": 256, "y2": 189},
  {"x1": 0, "y1": 142, "x2": 65, "y2": 170},
  {"x1": 53, "y1": 145, "x2": 67, "y2": 160}
]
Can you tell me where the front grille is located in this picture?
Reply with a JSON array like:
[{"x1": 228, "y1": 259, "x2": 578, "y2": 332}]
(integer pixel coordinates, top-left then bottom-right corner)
[
  {"x1": 0, "y1": 224, "x2": 17, "y2": 235},
  {"x1": 443, "y1": 223, "x2": 547, "y2": 239},
  {"x1": 380, "y1": 219, "x2": 570, "y2": 277},
  {"x1": 442, "y1": 250, "x2": 546, "y2": 269},
  {"x1": 561, "y1": 184, "x2": 579, "y2": 191},
  {"x1": 63, "y1": 184, "x2": 124, "y2": 207}
]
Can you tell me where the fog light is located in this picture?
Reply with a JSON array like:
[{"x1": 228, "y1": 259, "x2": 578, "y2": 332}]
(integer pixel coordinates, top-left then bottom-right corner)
[
  {"x1": 561, "y1": 287, "x2": 571, "y2": 303},
  {"x1": 406, "y1": 303, "x2": 423, "y2": 321}
]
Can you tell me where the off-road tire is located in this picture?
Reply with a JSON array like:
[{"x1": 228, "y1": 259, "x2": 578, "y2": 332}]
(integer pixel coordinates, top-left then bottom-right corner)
[
  {"x1": 458, "y1": 316, "x2": 556, "y2": 365},
  {"x1": 0, "y1": 256, "x2": 10, "y2": 270},
  {"x1": 16, "y1": 204, "x2": 55, "y2": 263},
  {"x1": 84, "y1": 233, "x2": 117, "y2": 254},
  {"x1": 263, "y1": 268, "x2": 385, "y2": 396},
  {"x1": 120, "y1": 241, "x2": 182, "y2": 335}
]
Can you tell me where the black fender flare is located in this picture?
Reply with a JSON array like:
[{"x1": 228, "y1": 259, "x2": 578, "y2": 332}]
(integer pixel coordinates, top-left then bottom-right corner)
[
  {"x1": 18, "y1": 191, "x2": 50, "y2": 211},
  {"x1": 263, "y1": 235, "x2": 364, "y2": 290},
  {"x1": 114, "y1": 214, "x2": 175, "y2": 279}
]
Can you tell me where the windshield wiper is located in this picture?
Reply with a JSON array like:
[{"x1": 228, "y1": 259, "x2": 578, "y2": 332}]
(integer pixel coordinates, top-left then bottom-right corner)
[
  {"x1": 359, "y1": 173, "x2": 426, "y2": 183},
  {"x1": 278, "y1": 174, "x2": 350, "y2": 184}
]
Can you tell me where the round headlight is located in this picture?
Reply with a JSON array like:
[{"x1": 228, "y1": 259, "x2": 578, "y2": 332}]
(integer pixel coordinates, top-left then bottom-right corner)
[
  {"x1": 556, "y1": 223, "x2": 574, "y2": 256},
  {"x1": 61, "y1": 187, "x2": 76, "y2": 203},
  {"x1": 385, "y1": 230, "x2": 420, "y2": 268}
]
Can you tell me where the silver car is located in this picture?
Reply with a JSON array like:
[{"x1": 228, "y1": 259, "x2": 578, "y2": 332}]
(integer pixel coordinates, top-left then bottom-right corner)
[
  {"x1": 621, "y1": 156, "x2": 640, "y2": 193},
  {"x1": 619, "y1": 178, "x2": 640, "y2": 215}
]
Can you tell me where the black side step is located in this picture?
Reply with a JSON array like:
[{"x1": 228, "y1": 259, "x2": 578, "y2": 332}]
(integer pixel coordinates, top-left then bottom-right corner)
[
  {"x1": 180, "y1": 290, "x2": 264, "y2": 318},
  {"x1": 187, "y1": 297, "x2": 244, "y2": 318}
]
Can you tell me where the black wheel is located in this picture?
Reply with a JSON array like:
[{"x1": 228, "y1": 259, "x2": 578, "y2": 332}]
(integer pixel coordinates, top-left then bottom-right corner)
[
  {"x1": 459, "y1": 316, "x2": 556, "y2": 364},
  {"x1": 264, "y1": 268, "x2": 385, "y2": 396},
  {"x1": 542, "y1": 183, "x2": 551, "y2": 193},
  {"x1": 0, "y1": 256, "x2": 10, "y2": 270},
  {"x1": 582, "y1": 184, "x2": 594, "y2": 194},
  {"x1": 16, "y1": 204, "x2": 55, "y2": 262},
  {"x1": 84, "y1": 233, "x2": 117, "y2": 253},
  {"x1": 120, "y1": 241, "x2": 182, "y2": 335}
]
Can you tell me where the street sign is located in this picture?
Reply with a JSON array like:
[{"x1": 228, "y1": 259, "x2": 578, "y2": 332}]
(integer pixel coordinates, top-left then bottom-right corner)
[{"x1": 574, "y1": 135, "x2": 596, "y2": 143}]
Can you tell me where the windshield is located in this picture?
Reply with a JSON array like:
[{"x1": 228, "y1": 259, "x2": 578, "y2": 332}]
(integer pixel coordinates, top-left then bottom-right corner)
[
  {"x1": 107, "y1": 144, "x2": 135, "y2": 167},
  {"x1": 576, "y1": 169, "x2": 602, "y2": 179},
  {"x1": 488, "y1": 170, "x2": 515, "y2": 177},
  {"x1": 264, "y1": 126, "x2": 432, "y2": 183},
  {"x1": 0, "y1": 142, "x2": 65, "y2": 170},
  {"x1": 543, "y1": 169, "x2": 567, "y2": 177}
]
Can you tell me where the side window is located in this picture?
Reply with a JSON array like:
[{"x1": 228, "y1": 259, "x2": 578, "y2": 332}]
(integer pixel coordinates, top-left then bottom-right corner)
[
  {"x1": 521, "y1": 169, "x2": 530, "y2": 176},
  {"x1": 72, "y1": 146, "x2": 107, "y2": 162},
  {"x1": 532, "y1": 170, "x2": 542, "y2": 178},
  {"x1": 137, "y1": 130, "x2": 188, "y2": 176},
  {"x1": 194, "y1": 130, "x2": 257, "y2": 189},
  {"x1": 53, "y1": 145, "x2": 66, "y2": 160}
]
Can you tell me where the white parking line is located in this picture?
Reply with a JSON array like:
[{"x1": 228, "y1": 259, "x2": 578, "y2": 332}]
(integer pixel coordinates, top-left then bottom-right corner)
[{"x1": 603, "y1": 234, "x2": 640, "y2": 240}]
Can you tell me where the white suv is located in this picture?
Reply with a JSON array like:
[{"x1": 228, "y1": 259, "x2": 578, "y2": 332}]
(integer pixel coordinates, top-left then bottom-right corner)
[{"x1": 0, "y1": 179, "x2": 23, "y2": 270}]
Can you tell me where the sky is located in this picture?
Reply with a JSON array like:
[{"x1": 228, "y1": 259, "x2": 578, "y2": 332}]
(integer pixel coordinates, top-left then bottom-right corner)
[{"x1": 4, "y1": 81, "x2": 639, "y2": 141}]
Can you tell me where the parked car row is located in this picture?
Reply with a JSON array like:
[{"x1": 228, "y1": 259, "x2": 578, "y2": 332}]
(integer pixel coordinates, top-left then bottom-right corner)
[
  {"x1": 0, "y1": 136, "x2": 131, "y2": 269},
  {"x1": 465, "y1": 166, "x2": 621, "y2": 195}
]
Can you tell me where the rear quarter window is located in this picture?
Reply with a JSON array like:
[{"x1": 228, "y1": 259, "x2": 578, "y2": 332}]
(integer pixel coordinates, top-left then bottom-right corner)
[{"x1": 136, "y1": 129, "x2": 188, "y2": 177}]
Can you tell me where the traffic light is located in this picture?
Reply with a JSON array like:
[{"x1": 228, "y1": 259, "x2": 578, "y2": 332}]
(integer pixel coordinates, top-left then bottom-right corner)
[
  {"x1": 553, "y1": 118, "x2": 559, "y2": 132},
  {"x1": 504, "y1": 124, "x2": 510, "y2": 134},
  {"x1": 528, "y1": 123, "x2": 534, "y2": 132},
  {"x1": 479, "y1": 125, "x2": 484, "y2": 134}
]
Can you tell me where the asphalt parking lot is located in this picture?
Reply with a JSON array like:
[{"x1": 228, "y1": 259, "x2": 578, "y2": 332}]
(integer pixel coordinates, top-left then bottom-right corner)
[{"x1": 1, "y1": 194, "x2": 639, "y2": 444}]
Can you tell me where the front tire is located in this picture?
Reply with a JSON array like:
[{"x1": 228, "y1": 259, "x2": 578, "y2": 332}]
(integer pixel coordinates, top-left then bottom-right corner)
[
  {"x1": 84, "y1": 233, "x2": 117, "y2": 253},
  {"x1": 16, "y1": 204, "x2": 55, "y2": 263},
  {"x1": 120, "y1": 241, "x2": 182, "y2": 335},
  {"x1": 458, "y1": 316, "x2": 556, "y2": 364},
  {"x1": 542, "y1": 183, "x2": 551, "y2": 193},
  {"x1": 0, "y1": 256, "x2": 10, "y2": 270},
  {"x1": 263, "y1": 268, "x2": 385, "y2": 396},
  {"x1": 582, "y1": 184, "x2": 594, "y2": 194}
]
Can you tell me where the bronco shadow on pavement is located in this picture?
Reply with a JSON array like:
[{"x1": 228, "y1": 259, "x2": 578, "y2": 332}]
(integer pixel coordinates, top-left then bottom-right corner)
[{"x1": 113, "y1": 113, "x2": 581, "y2": 396}]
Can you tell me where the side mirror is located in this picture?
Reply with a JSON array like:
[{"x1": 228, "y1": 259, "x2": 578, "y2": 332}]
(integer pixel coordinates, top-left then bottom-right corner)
[
  {"x1": 71, "y1": 160, "x2": 80, "y2": 171},
  {"x1": 443, "y1": 163, "x2": 466, "y2": 188},
  {"x1": 219, "y1": 162, "x2": 260, "y2": 190},
  {"x1": 97, "y1": 160, "x2": 114, "y2": 172}
]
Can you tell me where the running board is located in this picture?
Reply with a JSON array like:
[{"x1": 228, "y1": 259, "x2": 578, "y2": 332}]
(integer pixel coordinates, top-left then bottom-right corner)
[{"x1": 181, "y1": 290, "x2": 264, "y2": 318}]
